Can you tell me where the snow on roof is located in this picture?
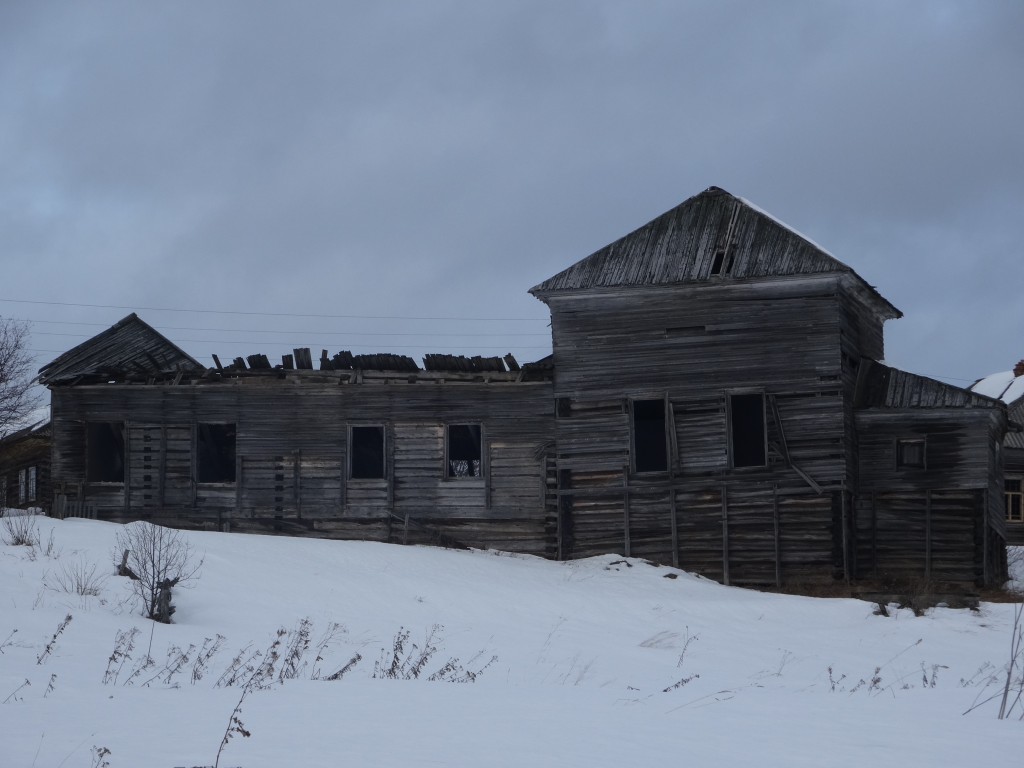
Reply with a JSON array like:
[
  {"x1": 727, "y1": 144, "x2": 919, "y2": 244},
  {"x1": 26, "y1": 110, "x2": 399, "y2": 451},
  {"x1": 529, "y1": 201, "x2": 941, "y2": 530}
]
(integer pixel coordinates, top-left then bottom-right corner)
[
  {"x1": 736, "y1": 196, "x2": 835, "y2": 258},
  {"x1": 970, "y1": 370, "x2": 1024, "y2": 405}
]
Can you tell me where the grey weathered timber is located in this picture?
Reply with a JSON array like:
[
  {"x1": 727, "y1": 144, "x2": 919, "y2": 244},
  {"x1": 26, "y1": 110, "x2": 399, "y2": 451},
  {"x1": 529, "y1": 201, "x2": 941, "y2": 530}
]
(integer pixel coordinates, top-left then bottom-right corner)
[{"x1": 39, "y1": 185, "x2": 1011, "y2": 588}]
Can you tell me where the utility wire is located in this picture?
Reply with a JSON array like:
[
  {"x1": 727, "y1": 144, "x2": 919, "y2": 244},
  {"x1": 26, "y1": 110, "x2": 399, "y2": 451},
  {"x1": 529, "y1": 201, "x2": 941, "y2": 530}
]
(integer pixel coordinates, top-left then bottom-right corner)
[
  {"x1": 16, "y1": 319, "x2": 550, "y2": 338},
  {"x1": 0, "y1": 297, "x2": 546, "y2": 322}
]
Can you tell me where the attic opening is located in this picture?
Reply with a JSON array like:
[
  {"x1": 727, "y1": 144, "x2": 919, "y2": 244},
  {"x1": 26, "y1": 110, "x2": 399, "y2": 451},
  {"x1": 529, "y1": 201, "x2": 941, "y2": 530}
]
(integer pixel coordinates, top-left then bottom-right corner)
[
  {"x1": 197, "y1": 423, "x2": 236, "y2": 483},
  {"x1": 710, "y1": 248, "x2": 733, "y2": 276},
  {"x1": 447, "y1": 424, "x2": 482, "y2": 478},
  {"x1": 631, "y1": 399, "x2": 668, "y2": 473},
  {"x1": 350, "y1": 426, "x2": 386, "y2": 479},
  {"x1": 86, "y1": 422, "x2": 125, "y2": 483},
  {"x1": 729, "y1": 393, "x2": 766, "y2": 468}
]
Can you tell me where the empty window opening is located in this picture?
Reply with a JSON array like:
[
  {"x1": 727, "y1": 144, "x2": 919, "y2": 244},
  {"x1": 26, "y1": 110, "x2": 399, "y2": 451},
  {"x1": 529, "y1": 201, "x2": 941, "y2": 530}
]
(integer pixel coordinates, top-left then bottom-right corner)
[
  {"x1": 351, "y1": 426, "x2": 386, "y2": 479},
  {"x1": 197, "y1": 423, "x2": 236, "y2": 483},
  {"x1": 1005, "y1": 478, "x2": 1022, "y2": 522},
  {"x1": 632, "y1": 399, "x2": 668, "y2": 473},
  {"x1": 895, "y1": 438, "x2": 925, "y2": 469},
  {"x1": 729, "y1": 394, "x2": 766, "y2": 468},
  {"x1": 710, "y1": 249, "x2": 733, "y2": 276},
  {"x1": 447, "y1": 424, "x2": 482, "y2": 478},
  {"x1": 87, "y1": 422, "x2": 125, "y2": 482}
]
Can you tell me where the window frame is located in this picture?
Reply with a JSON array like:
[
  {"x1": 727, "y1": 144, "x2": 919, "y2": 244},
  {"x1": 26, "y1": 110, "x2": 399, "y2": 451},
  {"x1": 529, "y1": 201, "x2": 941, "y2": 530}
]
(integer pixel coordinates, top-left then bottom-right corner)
[
  {"x1": 445, "y1": 423, "x2": 484, "y2": 479},
  {"x1": 196, "y1": 422, "x2": 237, "y2": 484},
  {"x1": 349, "y1": 424, "x2": 387, "y2": 480},
  {"x1": 86, "y1": 421, "x2": 126, "y2": 484},
  {"x1": 727, "y1": 391, "x2": 768, "y2": 469},
  {"x1": 630, "y1": 396, "x2": 670, "y2": 474},
  {"x1": 27, "y1": 466, "x2": 37, "y2": 503},
  {"x1": 1006, "y1": 476, "x2": 1023, "y2": 523},
  {"x1": 895, "y1": 438, "x2": 926, "y2": 470}
]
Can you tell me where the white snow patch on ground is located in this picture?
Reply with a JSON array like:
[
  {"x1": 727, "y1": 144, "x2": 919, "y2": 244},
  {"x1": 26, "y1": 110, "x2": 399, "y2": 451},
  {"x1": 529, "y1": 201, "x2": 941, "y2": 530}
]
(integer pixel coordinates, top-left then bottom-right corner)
[{"x1": 1, "y1": 516, "x2": 1021, "y2": 767}]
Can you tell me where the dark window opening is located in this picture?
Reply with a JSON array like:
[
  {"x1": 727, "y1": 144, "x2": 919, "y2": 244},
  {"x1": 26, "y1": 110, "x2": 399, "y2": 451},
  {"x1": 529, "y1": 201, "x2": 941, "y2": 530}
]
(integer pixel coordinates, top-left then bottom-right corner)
[
  {"x1": 710, "y1": 249, "x2": 732, "y2": 276},
  {"x1": 447, "y1": 424, "x2": 482, "y2": 478},
  {"x1": 729, "y1": 394, "x2": 766, "y2": 468},
  {"x1": 87, "y1": 422, "x2": 125, "y2": 482},
  {"x1": 896, "y1": 438, "x2": 925, "y2": 469},
  {"x1": 351, "y1": 426, "x2": 386, "y2": 479},
  {"x1": 1005, "y1": 478, "x2": 1022, "y2": 522},
  {"x1": 556, "y1": 398, "x2": 572, "y2": 418},
  {"x1": 197, "y1": 423, "x2": 236, "y2": 483},
  {"x1": 632, "y1": 399, "x2": 668, "y2": 473}
]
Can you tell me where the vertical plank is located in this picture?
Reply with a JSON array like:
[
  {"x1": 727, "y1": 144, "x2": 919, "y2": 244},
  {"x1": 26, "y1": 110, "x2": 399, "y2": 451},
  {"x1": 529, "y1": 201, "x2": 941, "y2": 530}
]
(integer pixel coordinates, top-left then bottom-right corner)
[
  {"x1": 721, "y1": 483, "x2": 730, "y2": 586},
  {"x1": 622, "y1": 464, "x2": 631, "y2": 557},
  {"x1": 870, "y1": 492, "x2": 877, "y2": 577},
  {"x1": 295, "y1": 449, "x2": 302, "y2": 518},
  {"x1": 123, "y1": 420, "x2": 131, "y2": 514},
  {"x1": 773, "y1": 484, "x2": 781, "y2": 588},
  {"x1": 841, "y1": 483, "x2": 849, "y2": 583},
  {"x1": 159, "y1": 425, "x2": 167, "y2": 509},
  {"x1": 982, "y1": 489, "x2": 989, "y2": 583},
  {"x1": 670, "y1": 490, "x2": 679, "y2": 569},
  {"x1": 925, "y1": 488, "x2": 932, "y2": 581}
]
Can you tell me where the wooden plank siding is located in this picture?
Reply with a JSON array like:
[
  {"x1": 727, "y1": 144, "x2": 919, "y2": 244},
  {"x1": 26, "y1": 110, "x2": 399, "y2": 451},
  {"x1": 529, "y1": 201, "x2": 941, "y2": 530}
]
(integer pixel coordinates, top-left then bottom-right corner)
[
  {"x1": 853, "y1": 407, "x2": 1005, "y2": 585},
  {"x1": 545, "y1": 278, "x2": 856, "y2": 585},
  {"x1": 49, "y1": 376, "x2": 555, "y2": 553}
]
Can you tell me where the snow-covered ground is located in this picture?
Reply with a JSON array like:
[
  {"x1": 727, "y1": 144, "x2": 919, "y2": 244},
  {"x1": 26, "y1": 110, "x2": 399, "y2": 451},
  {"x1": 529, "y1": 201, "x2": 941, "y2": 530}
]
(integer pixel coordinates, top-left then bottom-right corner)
[{"x1": 1, "y1": 514, "x2": 1021, "y2": 767}]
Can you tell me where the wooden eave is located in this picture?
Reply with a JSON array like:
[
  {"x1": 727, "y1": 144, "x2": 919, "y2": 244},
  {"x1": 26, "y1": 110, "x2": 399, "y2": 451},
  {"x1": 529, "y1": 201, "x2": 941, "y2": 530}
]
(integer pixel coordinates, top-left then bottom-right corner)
[{"x1": 855, "y1": 360, "x2": 1006, "y2": 411}]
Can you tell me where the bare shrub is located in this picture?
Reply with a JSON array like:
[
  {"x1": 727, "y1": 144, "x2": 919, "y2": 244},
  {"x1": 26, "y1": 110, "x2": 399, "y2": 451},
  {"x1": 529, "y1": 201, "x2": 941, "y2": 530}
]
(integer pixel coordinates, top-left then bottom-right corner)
[
  {"x1": 114, "y1": 521, "x2": 203, "y2": 622},
  {"x1": 47, "y1": 556, "x2": 107, "y2": 597},
  {"x1": 2, "y1": 511, "x2": 40, "y2": 547}
]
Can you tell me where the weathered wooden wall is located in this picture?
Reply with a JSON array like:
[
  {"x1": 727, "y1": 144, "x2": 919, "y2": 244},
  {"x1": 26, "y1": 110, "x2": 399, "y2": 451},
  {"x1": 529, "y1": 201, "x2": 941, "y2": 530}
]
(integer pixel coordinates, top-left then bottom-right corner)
[
  {"x1": 50, "y1": 374, "x2": 555, "y2": 554},
  {"x1": 0, "y1": 423, "x2": 52, "y2": 512},
  {"x1": 853, "y1": 408, "x2": 1005, "y2": 584},
  {"x1": 545, "y1": 277, "x2": 863, "y2": 585}
]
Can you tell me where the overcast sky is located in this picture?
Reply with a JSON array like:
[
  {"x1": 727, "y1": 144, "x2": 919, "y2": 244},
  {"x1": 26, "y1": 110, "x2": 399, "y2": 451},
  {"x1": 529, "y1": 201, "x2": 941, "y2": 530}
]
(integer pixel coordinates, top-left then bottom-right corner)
[{"x1": 2, "y1": 0, "x2": 1022, "y2": 390}]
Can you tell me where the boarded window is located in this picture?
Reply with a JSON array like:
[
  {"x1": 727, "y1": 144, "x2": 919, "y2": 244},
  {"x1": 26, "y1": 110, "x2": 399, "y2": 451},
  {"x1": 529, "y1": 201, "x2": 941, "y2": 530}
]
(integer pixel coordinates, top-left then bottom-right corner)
[
  {"x1": 447, "y1": 424, "x2": 482, "y2": 478},
  {"x1": 87, "y1": 422, "x2": 125, "y2": 482},
  {"x1": 1007, "y1": 478, "x2": 1023, "y2": 523},
  {"x1": 197, "y1": 423, "x2": 236, "y2": 483},
  {"x1": 351, "y1": 426, "x2": 386, "y2": 479},
  {"x1": 896, "y1": 439, "x2": 925, "y2": 469},
  {"x1": 729, "y1": 393, "x2": 766, "y2": 468},
  {"x1": 632, "y1": 399, "x2": 668, "y2": 473}
]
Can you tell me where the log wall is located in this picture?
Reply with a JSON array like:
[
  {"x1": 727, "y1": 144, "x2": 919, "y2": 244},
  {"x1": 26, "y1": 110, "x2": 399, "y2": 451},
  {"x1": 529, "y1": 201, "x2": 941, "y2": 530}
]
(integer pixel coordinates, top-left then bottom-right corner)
[{"x1": 50, "y1": 375, "x2": 555, "y2": 555}]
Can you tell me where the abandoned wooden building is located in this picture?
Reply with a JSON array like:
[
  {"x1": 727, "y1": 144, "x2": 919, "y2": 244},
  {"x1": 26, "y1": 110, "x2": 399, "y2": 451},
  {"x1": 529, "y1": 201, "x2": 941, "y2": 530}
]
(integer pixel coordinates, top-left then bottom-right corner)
[
  {"x1": 970, "y1": 362, "x2": 1024, "y2": 545},
  {"x1": 0, "y1": 419, "x2": 51, "y2": 512},
  {"x1": 39, "y1": 186, "x2": 1010, "y2": 586}
]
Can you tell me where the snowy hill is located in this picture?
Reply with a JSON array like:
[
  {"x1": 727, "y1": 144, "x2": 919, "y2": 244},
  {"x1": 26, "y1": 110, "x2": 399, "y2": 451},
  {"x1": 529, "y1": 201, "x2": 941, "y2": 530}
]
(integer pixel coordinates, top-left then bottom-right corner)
[{"x1": 1, "y1": 515, "x2": 1021, "y2": 767}]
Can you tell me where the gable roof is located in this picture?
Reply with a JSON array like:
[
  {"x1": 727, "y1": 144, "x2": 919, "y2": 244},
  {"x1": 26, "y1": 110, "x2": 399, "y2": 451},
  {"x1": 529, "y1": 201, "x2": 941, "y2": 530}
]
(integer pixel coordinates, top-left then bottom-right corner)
[
  {"x1": 529, "y1": 186, "x2": 901, "y2": 318},
  {"x1": 37, "y1": 313, "x2": 203, "y2": 386}
]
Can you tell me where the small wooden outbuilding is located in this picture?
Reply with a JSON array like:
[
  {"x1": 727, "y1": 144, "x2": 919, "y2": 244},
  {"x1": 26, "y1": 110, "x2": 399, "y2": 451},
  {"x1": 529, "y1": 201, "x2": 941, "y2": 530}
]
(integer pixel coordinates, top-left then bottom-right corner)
[{"x1": 0, "y1": 420, "x2": 51, "y2": 512}]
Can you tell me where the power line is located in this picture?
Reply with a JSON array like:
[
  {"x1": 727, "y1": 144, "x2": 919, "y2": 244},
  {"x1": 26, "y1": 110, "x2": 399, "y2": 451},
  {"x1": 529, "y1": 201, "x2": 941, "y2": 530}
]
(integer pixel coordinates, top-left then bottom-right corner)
[
  {"x1": 27, "y1": 326, "x2": 550, "y2": 340},
  {"x1": 1, "y1": 297, "x2": 547, "y2": 323}
]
